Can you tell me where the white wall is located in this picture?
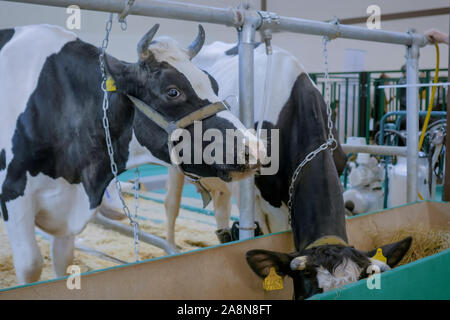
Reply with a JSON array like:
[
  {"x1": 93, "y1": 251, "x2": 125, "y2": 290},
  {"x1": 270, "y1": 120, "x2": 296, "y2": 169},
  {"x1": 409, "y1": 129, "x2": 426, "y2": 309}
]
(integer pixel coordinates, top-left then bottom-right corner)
[{"x1": 0, "y1": 0, "x2": 448, "y2": 73}]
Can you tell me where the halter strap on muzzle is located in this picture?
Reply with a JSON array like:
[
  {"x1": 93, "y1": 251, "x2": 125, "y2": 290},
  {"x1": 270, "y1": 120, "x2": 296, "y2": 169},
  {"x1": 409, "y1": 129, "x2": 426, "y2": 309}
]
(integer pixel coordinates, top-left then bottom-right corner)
[
  {"x1": 127, "y1": 95, "x2": 229, "y2": 208},
  {"x1": 127, "y1": 95, "x2": 229, "y2": 135}
]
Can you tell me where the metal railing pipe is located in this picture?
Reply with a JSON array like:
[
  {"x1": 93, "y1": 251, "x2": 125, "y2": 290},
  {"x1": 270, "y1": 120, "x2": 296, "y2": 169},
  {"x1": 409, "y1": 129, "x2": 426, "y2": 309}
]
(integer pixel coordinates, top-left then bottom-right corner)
[
  {"x1": 2, "y1": 0, "x2": 244, "y2": 27},
  {"x1": 406, "y1": 40, "x2": 420, "y2": 203},
  {"x1": 238, "y1": 16, "x2": 257, "y2": 240},
  {"x1": 4, "y1": 1, "x2": 431, "y2": 46},
  {"x1": 341, "y1": 144, "x2": 407, "y2": 157},
  {"x1": 275, "y1": 16, "x2": 428, "y2": 47}
]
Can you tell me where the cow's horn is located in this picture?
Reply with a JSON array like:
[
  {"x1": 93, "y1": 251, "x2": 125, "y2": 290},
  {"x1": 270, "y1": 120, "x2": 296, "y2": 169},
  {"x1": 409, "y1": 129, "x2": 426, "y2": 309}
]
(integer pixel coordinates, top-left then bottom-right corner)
[
  {"x1": 137, "y1": 24, "x2": 160, "y2": 60},
  {"x1": 290, "y1": 256, "x2": 308, "y2": 271},
  {"x1": 187, "y1": 25, "x2": 205, "y2": 60}
]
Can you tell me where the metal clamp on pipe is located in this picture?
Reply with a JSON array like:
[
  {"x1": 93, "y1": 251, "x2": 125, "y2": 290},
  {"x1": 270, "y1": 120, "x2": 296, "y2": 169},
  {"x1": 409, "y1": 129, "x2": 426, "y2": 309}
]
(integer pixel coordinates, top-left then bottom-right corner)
[
  {"x1": 258, "y1": 11, "x2": 279, "y2": 54},
  {"x1": 326, "y1": 17, "x2": 341, "y2": 40},
  {"x1": 118, "y1": 0, "x2": 135, "y2": 30},
  {"x1": 257, "y1": 10, "x2": 280, "y2": 37},
  {"x1": 229, "y1": 7, "x2": 245, "y2": 28}
]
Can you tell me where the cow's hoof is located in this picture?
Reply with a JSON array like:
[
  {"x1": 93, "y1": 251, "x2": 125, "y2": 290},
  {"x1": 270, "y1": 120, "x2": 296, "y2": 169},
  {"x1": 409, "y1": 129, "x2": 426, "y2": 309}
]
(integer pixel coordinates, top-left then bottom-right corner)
[
  {"x1": 215, "y1": 228, "x2": 233, "y2": 243},
  {"x1": 231, "y1": 221, "x2": 264, "y2": 241},
  {"x1": 99, "y1": 206, "x2": 126, "y2": 220}
]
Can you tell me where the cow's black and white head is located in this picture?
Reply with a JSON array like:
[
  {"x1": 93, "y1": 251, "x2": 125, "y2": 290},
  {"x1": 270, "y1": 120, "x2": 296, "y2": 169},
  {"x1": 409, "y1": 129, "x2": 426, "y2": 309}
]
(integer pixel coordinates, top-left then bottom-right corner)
[
  {"x1": 105, "y1": 24, "x2": 264, "y2": 181},
  {"x1": 246, "y1": 236, "x2": 412, "y2": 299}
]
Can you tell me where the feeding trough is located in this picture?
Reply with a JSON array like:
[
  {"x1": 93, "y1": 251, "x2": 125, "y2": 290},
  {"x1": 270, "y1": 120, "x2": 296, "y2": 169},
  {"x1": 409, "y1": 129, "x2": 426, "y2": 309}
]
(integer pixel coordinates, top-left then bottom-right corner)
[
  {"x1": 312, "y1": 200, "x2": 450, "y2": 300},
  {"x1": 0, "y1": 201, "x2": 448, "y2": 299}
]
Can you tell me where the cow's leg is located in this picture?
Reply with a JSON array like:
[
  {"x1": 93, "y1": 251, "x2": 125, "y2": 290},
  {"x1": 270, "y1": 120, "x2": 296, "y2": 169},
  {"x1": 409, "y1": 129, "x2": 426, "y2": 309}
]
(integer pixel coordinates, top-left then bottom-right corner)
[
  {"x1": 50, "y1": 235, "x2": 75, "y2": 277},
  {"x1": 254, "y1": 195, "x2": 270, "y2": 234},
  {"x1": 164, "y1": 167, "x2": 184, "y2": 245},
  {"x1": 4, "y1": 203, "x2": 43, "y2": 284},
  {"x1": 212, "y1": 188, "x2": 233, "y2": 243}
]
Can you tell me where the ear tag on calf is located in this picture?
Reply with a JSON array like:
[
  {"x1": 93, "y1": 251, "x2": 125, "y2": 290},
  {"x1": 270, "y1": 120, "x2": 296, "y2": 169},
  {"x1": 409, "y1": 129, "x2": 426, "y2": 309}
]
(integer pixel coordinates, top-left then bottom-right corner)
[
  {"x1": 106, "y1": 76, "x2": 117, "y2": 92},
  {"x1": 372, "y1": 248, "x2": 387, "y2": 263},
  {"x1": 263, "y1": 267, "x2": 283, "y2": 291}
]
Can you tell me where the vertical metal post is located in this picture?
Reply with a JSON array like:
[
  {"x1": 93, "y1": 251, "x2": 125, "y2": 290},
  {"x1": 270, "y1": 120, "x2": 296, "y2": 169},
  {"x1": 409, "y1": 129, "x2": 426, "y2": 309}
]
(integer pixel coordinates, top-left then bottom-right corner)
[
  {"x1": 358, "y1": 72, "x2": 368, "y2": 140},
  {"x1": 406, "y1": 38, "x2": 420, "y2": 203},
  {"x1": 238, "y1": 15, "x2": 257, "y2": 240}
]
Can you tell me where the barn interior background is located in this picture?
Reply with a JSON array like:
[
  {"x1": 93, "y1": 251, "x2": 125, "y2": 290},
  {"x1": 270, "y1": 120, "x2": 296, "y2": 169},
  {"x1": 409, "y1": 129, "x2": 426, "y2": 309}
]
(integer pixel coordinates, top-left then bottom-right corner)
[{"x1": 0, "y1": 0, "x2": 448, "y2": 299}]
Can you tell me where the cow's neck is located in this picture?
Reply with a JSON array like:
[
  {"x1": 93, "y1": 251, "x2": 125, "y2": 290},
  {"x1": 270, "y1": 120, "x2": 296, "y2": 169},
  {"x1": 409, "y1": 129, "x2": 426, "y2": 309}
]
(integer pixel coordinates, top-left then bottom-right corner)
[
  {"x1": 1, "y1": 39, "x2": 136, "y2": 211},
  {"x1": 280, "y1": 73, "x2": 347, "y2": 251},
  {"x1": 288, "y1": 151, "x2": 348, "y2": 251},
  {"x1": 125, "y1": 132, "x2": 171, "y2": 170}
]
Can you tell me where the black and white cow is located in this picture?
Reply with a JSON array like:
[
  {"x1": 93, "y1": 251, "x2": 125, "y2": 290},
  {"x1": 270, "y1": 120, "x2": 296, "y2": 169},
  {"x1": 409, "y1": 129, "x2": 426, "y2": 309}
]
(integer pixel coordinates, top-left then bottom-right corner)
[
  {"x1": 0, "y1": 24, "x2": 263, "y2": 284},
  {"x1": 163, "y1": 42, "x2": 412, "y2": 298}
]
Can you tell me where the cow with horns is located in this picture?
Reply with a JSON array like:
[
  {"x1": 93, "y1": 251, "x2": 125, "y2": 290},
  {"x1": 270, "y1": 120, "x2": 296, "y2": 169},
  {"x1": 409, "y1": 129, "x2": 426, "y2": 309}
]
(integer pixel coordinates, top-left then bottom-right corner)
[
  {"x1": 0, "y1": 24, "x2": 265, "y2": 284},
  {"x1": 163, "y1": 42, "x2": 412, "y2": 299}
]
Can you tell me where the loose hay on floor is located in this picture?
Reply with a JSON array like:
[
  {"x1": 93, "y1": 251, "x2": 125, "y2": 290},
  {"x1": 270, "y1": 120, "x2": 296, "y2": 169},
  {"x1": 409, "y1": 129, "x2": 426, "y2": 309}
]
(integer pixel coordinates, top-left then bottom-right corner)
[
  {"x1": 369, "y1": 226, "x2": 450, "y2": 266},
  {"x1": 0, "y1": 195, "x2": 221, "y2": 290}
]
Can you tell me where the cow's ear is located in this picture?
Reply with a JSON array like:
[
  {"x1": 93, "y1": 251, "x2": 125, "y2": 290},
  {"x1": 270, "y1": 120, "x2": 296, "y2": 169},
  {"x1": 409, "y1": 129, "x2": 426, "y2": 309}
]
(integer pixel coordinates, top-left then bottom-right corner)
[
  {"x1": 246, "y1": 249, "x2": 292, "y2": 278},
  {"x1": 104, "y1": 55, "x2": 135, "y2": 92},
  {"x1": 367, "y1": 236, "x2": 412, "y2": 268}
]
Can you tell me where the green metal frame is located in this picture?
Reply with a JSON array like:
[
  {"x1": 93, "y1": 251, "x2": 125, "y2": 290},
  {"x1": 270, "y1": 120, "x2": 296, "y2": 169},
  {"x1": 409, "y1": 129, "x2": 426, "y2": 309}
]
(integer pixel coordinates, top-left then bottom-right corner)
[{"x1": 311, "y1": 68, "x2": 448, "y2": 143}]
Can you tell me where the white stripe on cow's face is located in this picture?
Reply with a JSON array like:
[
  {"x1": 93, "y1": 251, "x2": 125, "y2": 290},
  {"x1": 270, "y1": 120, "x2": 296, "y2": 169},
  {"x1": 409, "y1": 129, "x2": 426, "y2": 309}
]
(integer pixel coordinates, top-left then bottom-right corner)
[
  {"x1": 0, "y1": 25, "x2": 77, "y2": 167},
  {"x1": 149, "y1": 37, "x2": 220, "y2": 103},
  {"x1": 149, "y1": 39, "x2": 266, "y2": 167},
  {"x1": 316, "y1": 258, "x2": 363, "y2": 292}
]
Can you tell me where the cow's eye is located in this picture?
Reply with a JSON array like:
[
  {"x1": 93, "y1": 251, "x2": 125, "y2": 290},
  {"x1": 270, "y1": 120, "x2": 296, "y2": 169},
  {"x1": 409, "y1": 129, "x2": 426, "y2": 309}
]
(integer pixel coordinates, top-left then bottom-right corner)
[{"x1": 166, "y1": 87, "x2": 181, "y2": 98}]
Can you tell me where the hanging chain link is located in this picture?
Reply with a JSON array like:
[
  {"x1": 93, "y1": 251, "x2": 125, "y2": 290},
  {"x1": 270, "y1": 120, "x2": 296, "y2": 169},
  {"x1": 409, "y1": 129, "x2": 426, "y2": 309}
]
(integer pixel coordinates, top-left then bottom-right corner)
[
  {"x1": 286, "y1": 36, "x2": 338, "y2": 218},
  {"x1": 132, "y1": 167, "x2": 140, "y2": 261},
  {"x1": 118, "y1": 0, "x2": 135, "y2": 31},
  {"x1": 99, "y1": 12, "x2": 140, "y2": 262}
]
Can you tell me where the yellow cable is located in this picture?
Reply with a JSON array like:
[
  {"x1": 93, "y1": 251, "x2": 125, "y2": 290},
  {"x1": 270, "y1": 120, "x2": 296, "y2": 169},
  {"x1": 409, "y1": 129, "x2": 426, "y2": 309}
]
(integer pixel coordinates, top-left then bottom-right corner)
[
  {"x1": 417, "y1": 43, "x2": 440, "y2": 201},
  {"x1": 418, "y1": 44, "x2": 440, "y2": 151}
]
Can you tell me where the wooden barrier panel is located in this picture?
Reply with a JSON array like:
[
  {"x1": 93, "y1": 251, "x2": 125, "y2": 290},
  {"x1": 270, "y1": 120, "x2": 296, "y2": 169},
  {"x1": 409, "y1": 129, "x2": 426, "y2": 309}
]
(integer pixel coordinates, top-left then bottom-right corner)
[
  {"x1": 1, "y1": 201, "x2": 448, "y2": 299},
  {"x1": 0, "y1": 230, "x2": 295, "y2": 299}
]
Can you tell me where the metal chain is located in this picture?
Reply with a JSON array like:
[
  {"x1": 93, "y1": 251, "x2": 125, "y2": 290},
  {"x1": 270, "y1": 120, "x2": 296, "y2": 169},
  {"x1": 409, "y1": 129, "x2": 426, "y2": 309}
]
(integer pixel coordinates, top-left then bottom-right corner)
[
  {"x1": 322, "y1": 36, "x2": 337, "y2": 149},
  {"x1": 133, "y1": 167, "x2": 140, "y2": 262},
  {"x1": 99, "y1": 12, "x2": 140, "y2": 262},
  {"x1": 286, "y1": 36, "x2": 337, "y2": 218}
]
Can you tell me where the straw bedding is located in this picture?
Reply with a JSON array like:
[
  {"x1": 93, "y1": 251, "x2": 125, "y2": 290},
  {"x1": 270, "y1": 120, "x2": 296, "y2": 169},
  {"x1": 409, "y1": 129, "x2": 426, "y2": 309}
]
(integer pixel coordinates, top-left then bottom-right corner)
[{"x1": 369, "y1": 226, "x2": 450, "y2": 266}]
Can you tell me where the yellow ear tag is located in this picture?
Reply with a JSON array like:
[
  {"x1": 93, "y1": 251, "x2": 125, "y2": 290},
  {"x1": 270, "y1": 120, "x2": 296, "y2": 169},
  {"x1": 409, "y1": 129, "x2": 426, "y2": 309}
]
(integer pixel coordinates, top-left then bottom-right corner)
[
  {"x1": 372, "y1": 248, "x2": 387, "y2": 263},
  {"x1": 263, "y1": 267, "x2": 283, "y2": 291},
  {"x1": 106, "y1": 76, "x2": 116, "y2": 92}
]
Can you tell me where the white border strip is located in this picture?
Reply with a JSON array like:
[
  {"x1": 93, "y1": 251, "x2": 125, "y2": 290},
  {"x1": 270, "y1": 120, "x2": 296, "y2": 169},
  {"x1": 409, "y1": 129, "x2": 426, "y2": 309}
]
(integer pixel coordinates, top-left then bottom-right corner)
[{"x1": 378, "y1": 82, "x2": 450, "y2": 89}]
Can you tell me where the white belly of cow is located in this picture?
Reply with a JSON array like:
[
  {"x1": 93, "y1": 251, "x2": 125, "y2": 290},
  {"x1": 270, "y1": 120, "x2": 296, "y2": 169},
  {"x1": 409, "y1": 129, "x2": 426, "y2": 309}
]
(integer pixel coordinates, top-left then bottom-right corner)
[{"x1": 6, "y1": 173, "x2": 97, "y2": 238}]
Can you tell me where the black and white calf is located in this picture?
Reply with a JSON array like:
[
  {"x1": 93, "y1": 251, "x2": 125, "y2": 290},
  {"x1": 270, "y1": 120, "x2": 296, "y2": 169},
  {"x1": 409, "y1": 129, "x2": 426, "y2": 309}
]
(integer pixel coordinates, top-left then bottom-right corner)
[
  {"x1": 246, "y1": 236, "x2": 412, "y2": 299},
  {"x1": 0, "y1": 24, "x2": 263, "y2": 284}
]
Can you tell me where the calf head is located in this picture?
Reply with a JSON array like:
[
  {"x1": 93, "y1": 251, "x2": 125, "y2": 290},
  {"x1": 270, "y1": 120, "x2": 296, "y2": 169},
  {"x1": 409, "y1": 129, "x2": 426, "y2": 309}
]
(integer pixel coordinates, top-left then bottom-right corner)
[
  {"x1": 246, "y1": 236, "x2": 412, "y2": 299},
  {"x1": 105, "y1": 24, "x2": 265, "y2": 181}
]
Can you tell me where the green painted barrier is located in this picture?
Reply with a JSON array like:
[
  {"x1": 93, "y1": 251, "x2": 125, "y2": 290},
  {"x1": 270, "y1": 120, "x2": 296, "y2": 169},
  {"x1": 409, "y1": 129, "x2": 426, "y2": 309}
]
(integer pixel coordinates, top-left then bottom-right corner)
[{"x1": 311, "y1": 249, "x2": 450, "y2": 300}]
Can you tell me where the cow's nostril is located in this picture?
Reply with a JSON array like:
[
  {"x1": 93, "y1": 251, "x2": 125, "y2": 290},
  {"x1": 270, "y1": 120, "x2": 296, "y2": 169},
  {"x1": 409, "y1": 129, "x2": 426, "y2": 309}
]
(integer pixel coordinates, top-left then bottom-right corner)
[{"x1": 345, "y1": 200, "x2": 355, "y2": 212}]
